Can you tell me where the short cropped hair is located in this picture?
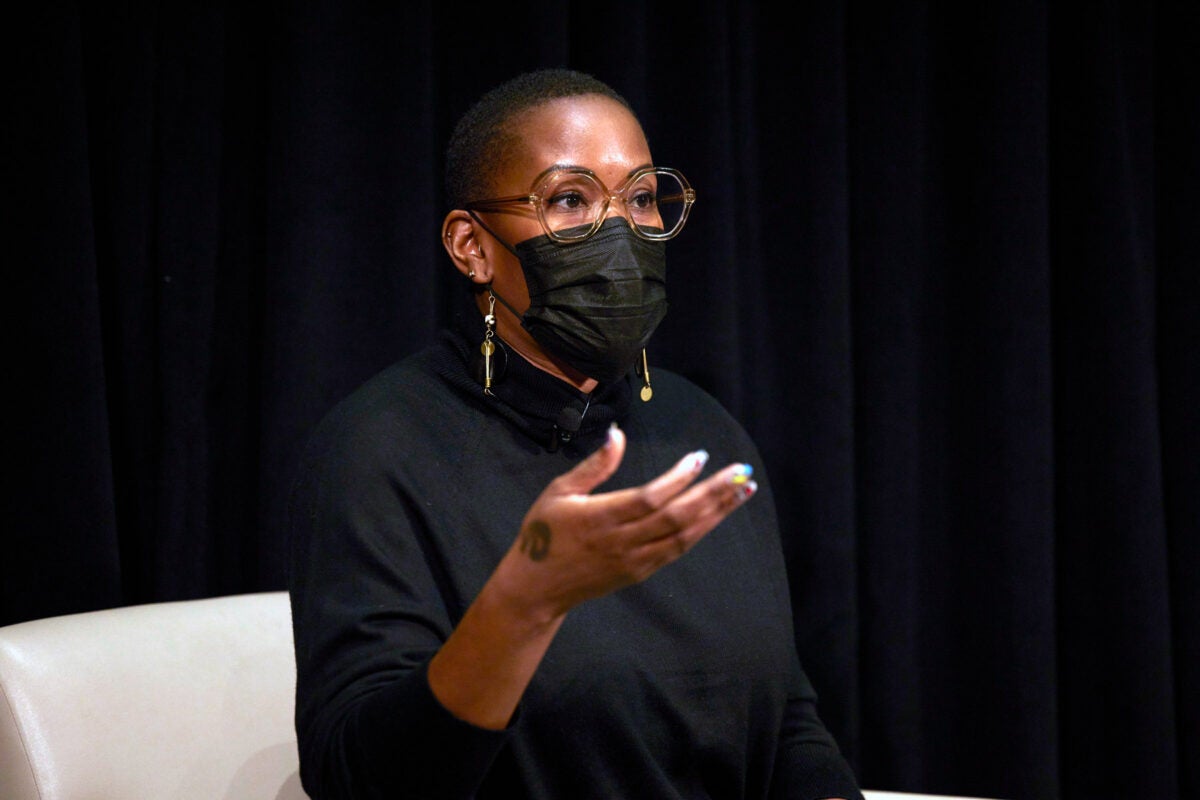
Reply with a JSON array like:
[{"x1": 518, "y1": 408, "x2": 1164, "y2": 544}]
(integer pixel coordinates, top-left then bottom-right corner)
[{"x1": 444, "y1": 68, "x2": 635, "y2": 210}]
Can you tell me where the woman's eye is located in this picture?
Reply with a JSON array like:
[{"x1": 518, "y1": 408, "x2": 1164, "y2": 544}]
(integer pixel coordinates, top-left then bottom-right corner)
[
  {"x1": 629, "y1": 189, "x2": 656, "y2": 210},
  {"x1": 547, "y1": 191, "x2": 588, "y2": 210}
]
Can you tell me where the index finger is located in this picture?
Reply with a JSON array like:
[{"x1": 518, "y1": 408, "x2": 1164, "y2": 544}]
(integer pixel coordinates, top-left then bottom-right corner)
[{"x1": 584, "y1": 448, "x2": 711, "y2": 523}]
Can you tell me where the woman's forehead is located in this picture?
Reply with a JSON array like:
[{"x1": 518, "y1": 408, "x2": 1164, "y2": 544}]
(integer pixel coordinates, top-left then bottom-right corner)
[{"x1": 503, "y1": 95, "x2": 651, "y2": 184}]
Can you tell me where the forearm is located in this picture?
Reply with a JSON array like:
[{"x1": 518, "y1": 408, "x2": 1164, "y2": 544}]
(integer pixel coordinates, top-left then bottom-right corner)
[
  {"x1": 303, "y1": 551, "x2": 568, "y2": 799},
  {"x1": 427, "y1": 552, "x2": 567, "y2": 730}
]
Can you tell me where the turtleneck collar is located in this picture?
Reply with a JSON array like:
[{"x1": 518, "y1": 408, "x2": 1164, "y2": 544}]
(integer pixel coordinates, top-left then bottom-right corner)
[{"x1": 433, "y1": 298, "x2": 634, "y2": 453}]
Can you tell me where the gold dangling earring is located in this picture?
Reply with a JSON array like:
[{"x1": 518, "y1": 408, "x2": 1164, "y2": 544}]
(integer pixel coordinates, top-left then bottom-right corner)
[
  {"x1": 637, "y1": 348, "x2": 653, "y2": 402},
  {"x1": 481, "y1": 292, "x2": 497, "y2": 396}
]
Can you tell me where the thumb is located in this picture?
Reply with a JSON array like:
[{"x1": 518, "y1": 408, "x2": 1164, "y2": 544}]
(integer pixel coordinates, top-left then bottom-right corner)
[{"x1": 551, "y1": 423, "x2": 626, "y2": 496}]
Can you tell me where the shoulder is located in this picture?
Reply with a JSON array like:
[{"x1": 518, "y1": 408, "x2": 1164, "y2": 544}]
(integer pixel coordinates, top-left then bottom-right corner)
[
  {"x1": 296, "y1": 343, "x2": 473, "y2": 481},
  {"x1": 632, "y1": 368, "x2": 754, "y2": 447},
  {"x1": 309, "y1": 352, "x2": 427, "y2": 440}
]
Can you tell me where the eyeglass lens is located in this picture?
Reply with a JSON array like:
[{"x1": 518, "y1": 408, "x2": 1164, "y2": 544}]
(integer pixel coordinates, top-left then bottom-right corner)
[{"x1": 537, "y1": 170, "x2": 688, "y2": 240}]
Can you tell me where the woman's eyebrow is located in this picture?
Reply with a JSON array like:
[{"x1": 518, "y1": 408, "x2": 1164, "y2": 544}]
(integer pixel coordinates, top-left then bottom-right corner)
[{"x1": 541, "y1": 162, "x2": 656, "y2": 180}]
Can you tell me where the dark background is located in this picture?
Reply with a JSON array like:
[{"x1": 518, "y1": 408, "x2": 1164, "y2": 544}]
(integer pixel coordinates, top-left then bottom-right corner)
[{"x1": 9, "y1": 2, "x2": 1197, "y2": 799}]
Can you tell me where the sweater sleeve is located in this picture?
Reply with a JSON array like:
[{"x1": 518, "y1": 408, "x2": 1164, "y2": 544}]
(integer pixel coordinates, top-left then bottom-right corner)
[
  {"x1": 286, "y1": 401, "x2": 509, "y2": 800},
  {"x1": 769, "y1": 691, "x2": 864, "y2": 800}
]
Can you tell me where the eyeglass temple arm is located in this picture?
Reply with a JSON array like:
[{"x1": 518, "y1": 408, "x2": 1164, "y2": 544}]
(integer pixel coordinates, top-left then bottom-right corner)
[
  {"x1": 662, "y1": 189, "x2": 697, "y2": 203},
  {"x1": 464, "y1": 194, "x2": 536, "y2": 210}
]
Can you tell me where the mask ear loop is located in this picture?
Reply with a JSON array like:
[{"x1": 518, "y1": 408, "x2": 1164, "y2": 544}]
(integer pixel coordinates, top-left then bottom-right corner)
[{"x1": 637, "y1": 349, "x2": 653, "y2": 402}]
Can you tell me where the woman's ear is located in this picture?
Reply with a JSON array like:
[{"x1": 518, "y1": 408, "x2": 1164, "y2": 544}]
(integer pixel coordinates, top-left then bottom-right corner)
[{"x1": 441, "y1": 211, "x2": 491, "y2": 284}]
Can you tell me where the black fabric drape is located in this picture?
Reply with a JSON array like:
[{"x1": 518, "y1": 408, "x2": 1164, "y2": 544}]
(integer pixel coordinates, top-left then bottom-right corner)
[{"x1": 10, "y1": 3, "x2": 1197, "y2": 799}]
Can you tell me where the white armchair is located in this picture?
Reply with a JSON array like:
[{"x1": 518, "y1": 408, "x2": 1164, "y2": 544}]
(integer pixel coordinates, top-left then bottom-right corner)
[{"x1": 0, "y1": 591, "x2": 306, "y2": 800}]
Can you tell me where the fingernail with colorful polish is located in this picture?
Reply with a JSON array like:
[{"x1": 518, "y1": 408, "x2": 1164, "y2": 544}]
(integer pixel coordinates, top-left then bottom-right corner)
[
  {"x1": 738, "y1": 480, "x2": 758, "y2": 501},
  {"x1": 730, "y1": 463, "x2": 754, "y2": 485},
  {"x1": 687, "y1": 450, "x2": 710, "y2": 471}
]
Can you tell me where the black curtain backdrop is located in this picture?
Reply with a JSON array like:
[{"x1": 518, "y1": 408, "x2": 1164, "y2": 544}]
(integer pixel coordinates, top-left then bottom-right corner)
[{"x1": 10, "y1": 3, "x2": 1198, "y2": 799}]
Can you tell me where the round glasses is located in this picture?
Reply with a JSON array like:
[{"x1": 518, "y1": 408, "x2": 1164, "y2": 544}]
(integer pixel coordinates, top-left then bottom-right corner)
[{"x1": 465, "y1": 166, "x2": 696, "y2": 243}]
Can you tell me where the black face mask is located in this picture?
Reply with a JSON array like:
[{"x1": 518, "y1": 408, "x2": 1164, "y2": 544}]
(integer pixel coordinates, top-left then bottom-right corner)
[{"x1": 493, "y1": 217, "x2": 669, "y2": 384}]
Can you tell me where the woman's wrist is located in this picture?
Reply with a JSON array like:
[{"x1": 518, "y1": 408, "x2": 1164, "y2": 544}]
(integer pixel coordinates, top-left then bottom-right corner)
[{"x1": 483, "y1": 549, "x2": 570, "y2": 632}]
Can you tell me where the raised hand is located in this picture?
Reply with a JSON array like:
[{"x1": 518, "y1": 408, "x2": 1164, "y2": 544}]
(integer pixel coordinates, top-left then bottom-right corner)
[{"x1": 496, "y1": 423, "x2": 758, "y2": 621}]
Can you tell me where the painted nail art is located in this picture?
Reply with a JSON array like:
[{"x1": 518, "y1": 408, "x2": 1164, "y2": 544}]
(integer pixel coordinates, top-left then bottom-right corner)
[
  {"x1": 605, "y1": 422, "x2": 620, "y2": 448},
  {"x1": 738, "y1": 480, "x2": 758, "y2": 500},
  {"x1": 687, "y1": 450, "x2": 710, "y2": 471},
  {"x1": 731, "y1": 463, "x2": 754, "y2": 485}
]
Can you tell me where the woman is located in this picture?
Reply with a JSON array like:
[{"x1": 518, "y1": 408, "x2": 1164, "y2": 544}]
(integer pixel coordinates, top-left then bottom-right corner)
[{"x1": 288, "y1": 68, "x2": 862, "y2": 800}]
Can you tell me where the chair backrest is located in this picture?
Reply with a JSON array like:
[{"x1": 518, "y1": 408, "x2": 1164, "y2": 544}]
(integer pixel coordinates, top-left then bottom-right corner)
[{"x1": 0, "y1": 591, "x2": 308, "y2": 800}]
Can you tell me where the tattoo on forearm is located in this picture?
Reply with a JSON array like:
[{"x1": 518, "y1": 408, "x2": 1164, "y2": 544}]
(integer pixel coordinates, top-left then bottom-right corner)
[{"x1": 520, "y1": 520, "x2": 551, "y2": 561}]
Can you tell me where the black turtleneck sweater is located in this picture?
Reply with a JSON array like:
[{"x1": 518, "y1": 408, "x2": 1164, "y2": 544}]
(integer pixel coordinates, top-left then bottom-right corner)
[{"x1": 287, "y1": 318, "x2": 863, "y2": 800}]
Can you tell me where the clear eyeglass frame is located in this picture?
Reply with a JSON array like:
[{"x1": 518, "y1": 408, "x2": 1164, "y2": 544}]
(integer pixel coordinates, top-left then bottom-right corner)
[{"x1": 465, "y1": 165, "x2": 696, "y2": 243}]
